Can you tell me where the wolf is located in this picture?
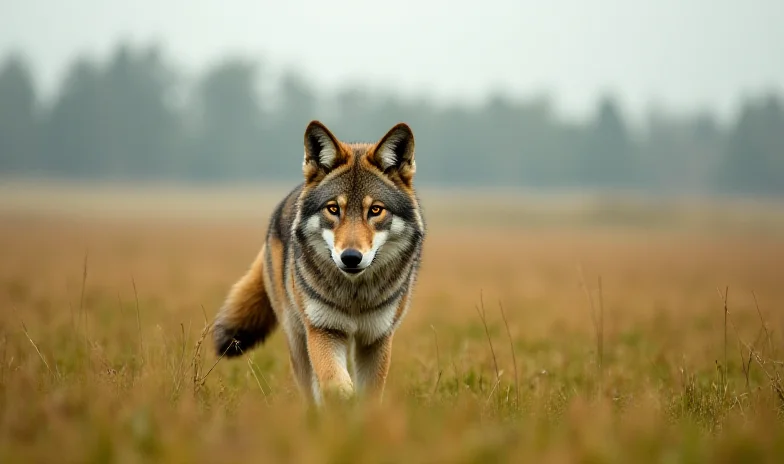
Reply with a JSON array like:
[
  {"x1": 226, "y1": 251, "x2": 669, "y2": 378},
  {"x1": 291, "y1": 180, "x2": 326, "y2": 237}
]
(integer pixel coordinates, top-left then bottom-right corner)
[{"x1": 211, "y1": 120, "x2": 426, "y2": 405}]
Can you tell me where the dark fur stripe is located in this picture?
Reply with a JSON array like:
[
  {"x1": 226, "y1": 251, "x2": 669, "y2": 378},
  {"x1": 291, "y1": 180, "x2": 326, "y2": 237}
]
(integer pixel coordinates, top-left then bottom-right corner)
[
  {"x1": 294, "y1": 264, "x2": 346, "y2": 310},
  {"x1": 363, "y1": 284, "x2": 408, "y2": 313}
]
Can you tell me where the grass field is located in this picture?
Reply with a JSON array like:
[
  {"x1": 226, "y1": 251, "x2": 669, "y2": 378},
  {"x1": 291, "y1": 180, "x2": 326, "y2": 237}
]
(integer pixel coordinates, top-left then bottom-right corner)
[{"x1": 2, "y1": 182, "x2": 784, "y2": 463}]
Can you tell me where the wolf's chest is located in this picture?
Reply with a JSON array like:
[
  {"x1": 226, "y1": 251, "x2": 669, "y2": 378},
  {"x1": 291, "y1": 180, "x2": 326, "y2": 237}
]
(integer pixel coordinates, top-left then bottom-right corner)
[{"x1": 302, "y1": 295, "x2": 401, "y2": 345}]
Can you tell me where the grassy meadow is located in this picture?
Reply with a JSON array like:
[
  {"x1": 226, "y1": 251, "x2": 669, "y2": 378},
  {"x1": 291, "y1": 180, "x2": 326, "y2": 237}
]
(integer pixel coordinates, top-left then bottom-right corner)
[{"x1": 1, "y1": 181, "x2": 784, "y2": 463}]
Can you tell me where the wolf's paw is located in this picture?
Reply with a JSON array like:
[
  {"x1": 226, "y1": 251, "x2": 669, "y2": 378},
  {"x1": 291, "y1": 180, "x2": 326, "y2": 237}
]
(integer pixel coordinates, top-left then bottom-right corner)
[{"x1": 321, "y1": 380, "x2": 355, "y2": 404}]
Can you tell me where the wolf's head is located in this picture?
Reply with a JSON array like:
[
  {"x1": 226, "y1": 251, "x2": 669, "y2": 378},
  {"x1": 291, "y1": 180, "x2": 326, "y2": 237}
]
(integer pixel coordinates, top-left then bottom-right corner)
[{"x1": 296, "y1": 120, "x2": 424, "y2": 278}]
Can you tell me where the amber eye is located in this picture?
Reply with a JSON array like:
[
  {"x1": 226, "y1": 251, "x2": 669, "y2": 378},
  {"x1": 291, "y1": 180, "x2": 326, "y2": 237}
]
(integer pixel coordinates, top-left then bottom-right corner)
[
  {"x1": 368, "y1": 205, "x2": 384, "y2": 217},
  {"x1": 326, "y1": 204, "x2": 340, "y2": 216}
]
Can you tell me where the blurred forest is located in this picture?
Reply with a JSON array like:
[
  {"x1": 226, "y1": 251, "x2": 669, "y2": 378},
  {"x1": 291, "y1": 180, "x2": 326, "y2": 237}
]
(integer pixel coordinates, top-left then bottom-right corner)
[{"x1": 1, "y1": 42, "x2": 782, "y2": 195}]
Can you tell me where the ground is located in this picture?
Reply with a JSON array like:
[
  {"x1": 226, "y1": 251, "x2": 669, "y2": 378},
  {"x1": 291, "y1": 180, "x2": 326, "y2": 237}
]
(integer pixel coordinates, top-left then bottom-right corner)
[{"x1": 1, "y1": 182, "x2": 784, "y2": 463}]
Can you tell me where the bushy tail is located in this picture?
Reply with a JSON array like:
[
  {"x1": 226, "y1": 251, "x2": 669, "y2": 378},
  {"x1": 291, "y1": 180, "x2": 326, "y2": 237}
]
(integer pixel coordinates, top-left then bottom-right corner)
[{"x1": 213, "y1": 245, "x2": 278, "y2": 358}]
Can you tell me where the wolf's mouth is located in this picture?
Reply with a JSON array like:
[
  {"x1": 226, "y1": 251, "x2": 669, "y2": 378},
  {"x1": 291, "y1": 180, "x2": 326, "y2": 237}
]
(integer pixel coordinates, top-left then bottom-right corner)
[{"x1": 340, "y1": 267, "x2": 364, "y2": 275}]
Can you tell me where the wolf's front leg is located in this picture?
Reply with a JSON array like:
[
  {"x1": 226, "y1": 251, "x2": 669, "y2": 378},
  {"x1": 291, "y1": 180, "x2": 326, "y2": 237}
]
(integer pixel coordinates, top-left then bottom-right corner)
[
  {"x1": 305, "y1": 326, "x2": 354, "y2": 405},
  {"x1": 354, "y1": 334, "x2": 393, "y2": 402}
]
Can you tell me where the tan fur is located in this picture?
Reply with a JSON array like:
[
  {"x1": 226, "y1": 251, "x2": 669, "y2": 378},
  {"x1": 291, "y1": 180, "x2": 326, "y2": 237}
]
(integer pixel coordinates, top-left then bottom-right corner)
[
  {"x1": 213, "y1": 245, "x2": 278, "y2": 356},
  {"x1": 305, "y1": 326, "x2": 354, "y2": 402},
  {"x1": 266, "y1": 237, "x2": 287, "y2": 303},
  {"x1": 333, "y1": 218, "x2": 373, "y2": 255}
]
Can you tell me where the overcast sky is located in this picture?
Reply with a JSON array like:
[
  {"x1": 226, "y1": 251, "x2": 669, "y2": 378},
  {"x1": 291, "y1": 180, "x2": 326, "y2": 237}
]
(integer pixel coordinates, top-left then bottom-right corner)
[{"x1": 2, "y1": 0, "x2": 782, "y2": 123}]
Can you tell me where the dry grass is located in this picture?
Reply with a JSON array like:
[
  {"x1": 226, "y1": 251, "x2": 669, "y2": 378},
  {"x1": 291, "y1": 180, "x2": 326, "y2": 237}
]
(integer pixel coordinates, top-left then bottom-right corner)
[{"x1": 1, "y1": 184, "x2": 784, "y2": 463}]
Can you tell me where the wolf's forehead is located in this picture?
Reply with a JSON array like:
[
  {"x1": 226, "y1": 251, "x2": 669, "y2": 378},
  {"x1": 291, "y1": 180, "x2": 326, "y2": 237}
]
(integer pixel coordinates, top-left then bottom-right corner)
[
  {"x1": 302, "y1": 164, "x2": 386, "y2": 211},
  {"x1": 302, "y1": 161, "x2": 413, "y2": 216},
  {"x1": 348, "y1": 143, "x2": 374, "y2": 157},
  {"x1": 331, "y1": 167, "x2": 391, "y2": 203}
]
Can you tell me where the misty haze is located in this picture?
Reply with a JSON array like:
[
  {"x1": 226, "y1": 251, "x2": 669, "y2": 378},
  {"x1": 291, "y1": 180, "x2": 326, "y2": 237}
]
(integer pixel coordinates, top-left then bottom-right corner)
[{"x1": 1, "y1": 0, "x2": 782, "y2": 195}]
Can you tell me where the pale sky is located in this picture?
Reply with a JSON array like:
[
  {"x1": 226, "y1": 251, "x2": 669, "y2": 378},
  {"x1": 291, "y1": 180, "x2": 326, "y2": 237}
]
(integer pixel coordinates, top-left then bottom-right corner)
[{"x1": 2, "y1": 0, "x2": 783, "y2": 123}]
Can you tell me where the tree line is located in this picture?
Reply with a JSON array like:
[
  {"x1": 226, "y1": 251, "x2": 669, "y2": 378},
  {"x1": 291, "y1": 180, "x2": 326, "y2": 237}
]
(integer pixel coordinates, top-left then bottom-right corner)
[{"x1": 1, "y1": 42, "x2": 782, "y2": 195}]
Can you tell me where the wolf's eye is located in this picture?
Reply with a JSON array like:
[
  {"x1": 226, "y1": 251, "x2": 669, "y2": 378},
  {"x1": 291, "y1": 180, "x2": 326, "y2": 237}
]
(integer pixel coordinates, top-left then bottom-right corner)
[
  {"x1": 368, "y1": 205, "x2": 384, "y2": 217},
  {"x1": 326, "y1": 204, "x2": 340, "y2": 216}
]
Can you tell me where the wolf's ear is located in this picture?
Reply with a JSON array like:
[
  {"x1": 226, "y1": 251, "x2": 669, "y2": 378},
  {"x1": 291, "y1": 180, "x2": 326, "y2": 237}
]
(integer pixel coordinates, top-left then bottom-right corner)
[
  {"x1": 371, "y1": 123, "x2": 416, "y2": 186},
  {"x1": 303, "y1": 120, "x2": 346, "y2": 183}
]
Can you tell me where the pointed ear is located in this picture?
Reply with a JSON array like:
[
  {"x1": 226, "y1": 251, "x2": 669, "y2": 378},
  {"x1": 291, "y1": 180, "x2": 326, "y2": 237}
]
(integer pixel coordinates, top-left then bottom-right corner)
[
  {"x1": 303, "y1": 120, "x2": 347, "y2": 183},
  {"x1": 371, "y1": 123, "x2": 416, "y2": 186}
]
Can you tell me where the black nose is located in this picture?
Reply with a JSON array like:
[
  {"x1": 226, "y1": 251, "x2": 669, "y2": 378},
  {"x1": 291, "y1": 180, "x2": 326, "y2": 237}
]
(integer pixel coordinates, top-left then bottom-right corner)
[{"x1": 340, "y1": 249, "x2": 363, "y2": 268}]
